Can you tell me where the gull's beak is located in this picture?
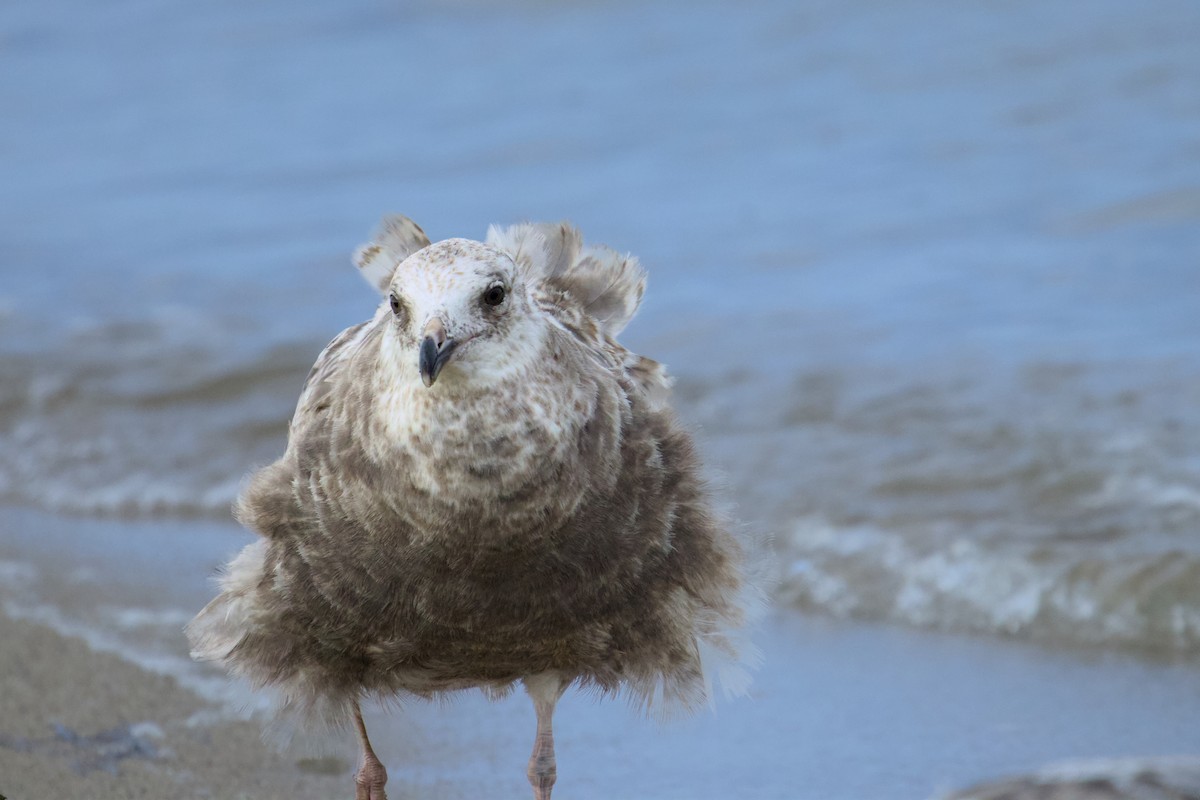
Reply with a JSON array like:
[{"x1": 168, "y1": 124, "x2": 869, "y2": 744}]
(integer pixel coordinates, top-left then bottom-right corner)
[{"x1": 418, "y1": 317, "x2": 457, "y2": 387}]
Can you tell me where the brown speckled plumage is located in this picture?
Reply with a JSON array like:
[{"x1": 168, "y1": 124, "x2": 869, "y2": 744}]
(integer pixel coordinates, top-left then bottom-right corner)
[{"x1": 187, "y1": 216, "x2": 755, "y2": 796}]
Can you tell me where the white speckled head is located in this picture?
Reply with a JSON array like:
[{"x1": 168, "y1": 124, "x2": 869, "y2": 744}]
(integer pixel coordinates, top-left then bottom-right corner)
[{"x1": 379, "y1": 238, "x2": 547, "y2": 389}]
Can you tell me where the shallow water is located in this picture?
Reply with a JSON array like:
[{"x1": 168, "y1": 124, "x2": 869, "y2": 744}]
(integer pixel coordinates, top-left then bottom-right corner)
[{"x1": 2, "y1": 0, "x2": 1199, "y2": 655}]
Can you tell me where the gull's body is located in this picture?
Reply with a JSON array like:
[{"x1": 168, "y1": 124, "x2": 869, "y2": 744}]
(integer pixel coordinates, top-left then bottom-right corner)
[{"x1": 187, "y1": 217, "x2": 754, "y2": 799}]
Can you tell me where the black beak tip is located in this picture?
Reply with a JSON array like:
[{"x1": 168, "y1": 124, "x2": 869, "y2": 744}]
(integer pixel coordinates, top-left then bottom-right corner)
[
  {"x1": 420, "y1": 335, "x2": 460, "y2": 387},
  {"x1": 419, "y1": 336, "x2": 439, "y2": 386}
]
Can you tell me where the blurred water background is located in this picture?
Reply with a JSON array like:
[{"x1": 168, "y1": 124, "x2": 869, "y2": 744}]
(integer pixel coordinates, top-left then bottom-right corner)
[{"x1": 1, "y1": 0, "x2": 1199, "y2": 795}]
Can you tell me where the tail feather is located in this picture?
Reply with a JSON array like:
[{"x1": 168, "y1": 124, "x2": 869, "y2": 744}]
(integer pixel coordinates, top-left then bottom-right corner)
[{"x1": 186, "y1": 539, "x2": 268, "y2": 665}]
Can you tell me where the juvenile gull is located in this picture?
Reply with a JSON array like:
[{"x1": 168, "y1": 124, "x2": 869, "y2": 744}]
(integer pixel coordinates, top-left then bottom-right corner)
[{"x1": 187, "y1": 215, "x2": 756, "y2": 799}]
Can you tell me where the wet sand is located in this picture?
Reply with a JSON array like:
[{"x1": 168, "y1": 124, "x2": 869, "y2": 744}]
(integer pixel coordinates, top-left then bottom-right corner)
[{"x1": 0, "y1": 610, "x2": 347, "y2": 800}]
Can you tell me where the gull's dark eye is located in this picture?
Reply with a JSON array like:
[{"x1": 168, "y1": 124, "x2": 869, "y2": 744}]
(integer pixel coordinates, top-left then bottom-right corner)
[
  {"x1": 483, "y1": 284, "x2": 507, "y2": 307},
  {"x1": 388, "y1": 292, "x2": 404, "y2": 316}
]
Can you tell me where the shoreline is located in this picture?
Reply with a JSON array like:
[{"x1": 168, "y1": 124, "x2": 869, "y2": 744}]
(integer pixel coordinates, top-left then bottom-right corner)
[
  {"x1": 2, "y1": 609, "x2": 1197, "y2": 800},
  {"x1": 2, "y1": 507, "x2": 1198, "y2": 799},
  {"x1": 0, "y1": 609, "x2": 347, "y2": 800}
]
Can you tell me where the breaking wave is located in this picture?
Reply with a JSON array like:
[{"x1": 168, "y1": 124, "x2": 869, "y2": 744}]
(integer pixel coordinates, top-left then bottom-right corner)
[
  {"x1": 701, "y1": 358, "x2": 1200, "y2": 657},
  {"x1": 779, "y1": 517, "x2": 1200, "y2": 655}
]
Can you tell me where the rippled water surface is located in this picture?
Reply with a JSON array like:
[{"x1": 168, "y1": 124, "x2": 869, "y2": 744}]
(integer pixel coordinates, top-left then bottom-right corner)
[{"x1": 2, "y1": 0, "x2": 1199, "y2": 655}]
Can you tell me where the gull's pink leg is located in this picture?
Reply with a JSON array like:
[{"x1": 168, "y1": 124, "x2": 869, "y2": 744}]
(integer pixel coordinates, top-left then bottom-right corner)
[
  {"x1": 524, "y1": 673, "x2": 568, "y2": 800},
  {"x1": 352, "y1": 701, "x2": 388, "y2": 800}
]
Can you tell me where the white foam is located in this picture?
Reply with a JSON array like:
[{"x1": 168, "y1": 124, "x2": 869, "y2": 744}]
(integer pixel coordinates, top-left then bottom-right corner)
[
  {"x1": 1088, "y1": 473, "x2": 1200, "y2": 512},
  {"x1": 105, "y1": 606, "x2": 196, "y2": 630}
]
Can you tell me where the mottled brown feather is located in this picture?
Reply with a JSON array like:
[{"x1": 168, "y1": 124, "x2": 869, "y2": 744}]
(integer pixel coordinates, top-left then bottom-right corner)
[{"x1": 187, "y1": 220, "x2": 753, "y2": 726}]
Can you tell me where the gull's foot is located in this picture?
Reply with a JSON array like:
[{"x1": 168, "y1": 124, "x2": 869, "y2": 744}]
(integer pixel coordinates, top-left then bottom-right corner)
[
  {"x1": 353, "y1": 749, "x2": 388, "y2": 800},
  {"x1": 529, "y1": 772, "x2": 555, "y2": 800}
]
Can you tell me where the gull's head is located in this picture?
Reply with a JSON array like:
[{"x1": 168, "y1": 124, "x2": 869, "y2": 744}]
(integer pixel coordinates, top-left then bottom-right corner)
[{"x1": 381, "y1": 238, "x2": 542, "y2": 389}]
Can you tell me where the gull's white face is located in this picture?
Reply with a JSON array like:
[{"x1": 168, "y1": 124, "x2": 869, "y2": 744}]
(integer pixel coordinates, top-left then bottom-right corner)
[{"x1": 381, "y1": 238, "x2": 547, "y2": 389}]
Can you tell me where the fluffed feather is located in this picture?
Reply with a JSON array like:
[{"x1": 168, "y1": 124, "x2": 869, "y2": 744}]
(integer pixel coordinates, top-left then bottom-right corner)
[{"x1": 354, "y1": 214, "x2": 432, "y2": 294}]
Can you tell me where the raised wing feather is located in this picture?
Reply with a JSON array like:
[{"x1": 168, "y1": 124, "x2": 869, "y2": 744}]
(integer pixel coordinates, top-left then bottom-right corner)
[
  {"x1": 486, "y1": 222, "x2": 646, "y2": 337},
  {"x1": 354, "y1": 215, "x2": 432, "y2": 294}
]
